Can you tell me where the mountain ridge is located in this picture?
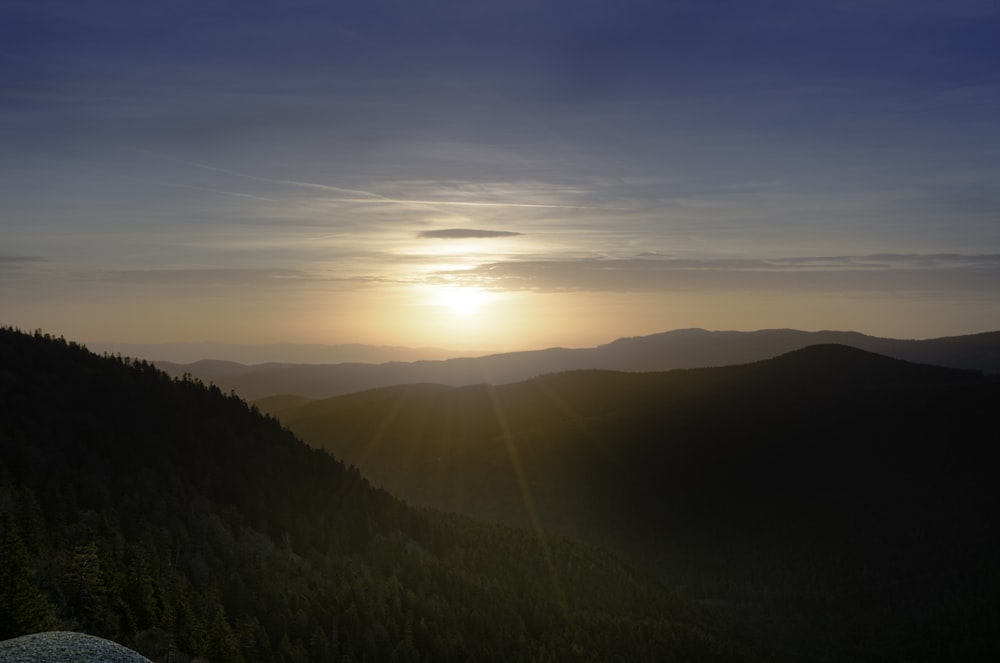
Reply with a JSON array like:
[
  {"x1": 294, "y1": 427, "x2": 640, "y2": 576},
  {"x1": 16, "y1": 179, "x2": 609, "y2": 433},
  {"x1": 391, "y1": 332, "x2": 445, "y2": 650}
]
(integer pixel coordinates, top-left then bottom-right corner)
[
  {"x1": 156, "y1": 328, "x2": 1000, "y2": 400},
  {"x1": 265, "y1": 347, "x2": 973, "y2": 542},
  {"x1": 267, "y1": 343, "x2": 991, "y2": 542},
  {"x1": 5, "y1": 328, "x2": 999, "y2": 660},
  {"x1": 86, "y1": 340, "x2": 467, "y2": 365},
  {"x1": 263, "y1": 341, "x2": 1000, "y2": 660}
]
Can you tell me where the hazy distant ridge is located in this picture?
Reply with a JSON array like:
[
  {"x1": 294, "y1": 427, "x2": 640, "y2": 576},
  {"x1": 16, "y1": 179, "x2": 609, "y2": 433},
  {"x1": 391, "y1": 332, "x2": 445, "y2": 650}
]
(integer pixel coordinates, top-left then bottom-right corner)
[
  {"x1": 89, "y1": 340, "x2": 463, "y2": 365},
  {"x1": 157, "y1": 328, "x2": 1000, "y2": 399}
]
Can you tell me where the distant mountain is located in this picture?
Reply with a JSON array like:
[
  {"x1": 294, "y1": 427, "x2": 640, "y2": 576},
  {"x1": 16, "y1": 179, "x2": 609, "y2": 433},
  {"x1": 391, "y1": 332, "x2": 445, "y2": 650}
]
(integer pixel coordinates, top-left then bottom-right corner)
[
  {"x1": 0, "y1": 328, "x2": 750, "y2": 662},
  {"x1": 87, "y1": 339, "x2": 465, "y2": 364},
  {"x1": 157, "y1": 328, "x2": 1000, "y2": 400},
  {"x1": 272, "y1": 344, "x2": 1000, "y2": 661}
]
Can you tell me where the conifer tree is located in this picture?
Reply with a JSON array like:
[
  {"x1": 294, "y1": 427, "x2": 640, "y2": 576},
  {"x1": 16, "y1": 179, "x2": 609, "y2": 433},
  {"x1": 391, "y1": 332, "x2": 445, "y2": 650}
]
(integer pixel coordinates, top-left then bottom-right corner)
[{"x1": 0, "y1": 512, "x2": 57, "y2": 638}]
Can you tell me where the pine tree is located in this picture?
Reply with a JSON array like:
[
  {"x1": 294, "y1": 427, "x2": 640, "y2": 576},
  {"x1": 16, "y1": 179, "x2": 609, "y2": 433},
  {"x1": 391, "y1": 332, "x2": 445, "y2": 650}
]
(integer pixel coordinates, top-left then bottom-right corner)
[
  {"x1": 207, "y1": 602, "x2": 244, "y2": 663},
  {"x1": 0, "y1": 512, "x2": 57, "y2": 638},
  {"x1": 66, "y1": 540, "x2": 119, "y2": 633}
]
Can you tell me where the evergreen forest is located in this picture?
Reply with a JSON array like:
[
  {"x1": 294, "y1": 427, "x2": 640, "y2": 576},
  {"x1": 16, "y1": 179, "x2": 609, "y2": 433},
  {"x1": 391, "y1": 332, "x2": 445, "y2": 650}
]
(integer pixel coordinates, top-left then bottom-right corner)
[
  {"x1": 264, "y1": 344, "x2": 1000, "y2": 661},
  {"x1": 2, "y1": 327, "x2": 999, "y2": 661},
  {"x1": 0, "y1": 327, "x2": 752, "y2": 662}
]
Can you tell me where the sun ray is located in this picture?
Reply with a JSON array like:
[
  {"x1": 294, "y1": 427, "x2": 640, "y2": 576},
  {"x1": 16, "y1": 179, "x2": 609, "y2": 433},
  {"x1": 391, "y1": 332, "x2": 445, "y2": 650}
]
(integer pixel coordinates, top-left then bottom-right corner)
[
  {"x1": 486, "y1": 385, "x2": 568, "y2": 617},
  {"x1": 356, "y1": 386, "x2": 413, "y2": 470}
]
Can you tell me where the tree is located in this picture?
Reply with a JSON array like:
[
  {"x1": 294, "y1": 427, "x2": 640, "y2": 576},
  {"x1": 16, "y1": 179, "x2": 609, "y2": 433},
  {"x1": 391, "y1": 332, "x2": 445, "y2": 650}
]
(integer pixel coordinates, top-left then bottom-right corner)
[
  {"x1": 207, "y1": 602, "x2": 244, "y2": 663},
  {"x1": 65, "y1": 540, "x2": 118, "y2": 634},
  {"x1": 0, "y1": 512, "x2": 57, "y2": 638}
]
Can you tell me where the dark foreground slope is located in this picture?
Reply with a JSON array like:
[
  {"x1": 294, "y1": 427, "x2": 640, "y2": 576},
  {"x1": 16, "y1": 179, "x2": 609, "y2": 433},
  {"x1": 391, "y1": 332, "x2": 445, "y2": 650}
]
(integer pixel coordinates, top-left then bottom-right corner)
[
  {"x1": 161, "y1": 328, "x2": 1000, "y2": 400},
  {"x1": 275, "y1": 345, "x2": 1000, "y2": 661},
  {"x1": 0, "y1": 328, "x2": 751, "y2": 663}
]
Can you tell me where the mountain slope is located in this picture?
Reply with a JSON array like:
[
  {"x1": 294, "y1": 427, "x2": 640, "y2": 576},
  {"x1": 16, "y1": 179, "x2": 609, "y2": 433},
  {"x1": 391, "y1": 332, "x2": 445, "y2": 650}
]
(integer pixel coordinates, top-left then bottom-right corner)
[
  {"x1": 272, "y1": 346, "x2": 992, "y2": 539},
  {"x1": 273, "y1": 344, "x2": 1000, "y2": 661},
  {"x1": 159, "y1": 328, "x2": 1000, "y2": 400},
  {"x1": 0, "y1": 328, "x2": 752, "y2": 662}
]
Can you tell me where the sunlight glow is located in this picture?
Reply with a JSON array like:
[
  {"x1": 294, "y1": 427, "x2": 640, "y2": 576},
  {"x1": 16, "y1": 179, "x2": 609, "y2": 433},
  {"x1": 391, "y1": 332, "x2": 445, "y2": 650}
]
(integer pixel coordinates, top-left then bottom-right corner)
[{"x1": 431, "y1": 286, "x2": 492, "y2": 317}]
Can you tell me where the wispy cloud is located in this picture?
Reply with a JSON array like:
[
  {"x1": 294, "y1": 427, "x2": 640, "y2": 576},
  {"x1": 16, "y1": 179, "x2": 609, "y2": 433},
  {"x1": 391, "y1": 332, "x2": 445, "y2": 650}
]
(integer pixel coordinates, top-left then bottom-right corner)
[
  {"x1": 92, "y1": 267, "x2": 322, "y2": 287},
  {"x1": 426, "y1": 253, "x2": 1000, "y2": 295},
  {"x1": 130, "y1": 178, "x2": 285, "y2": 204},
  {"x1": 129, "y1": 148, "x2": 388, "y2": 199},
  {"x1": 84, "y1": 266, "x2": 413, "y2": 290},
  {"x1": 0, "y1": 255, "x2": 46, "y2": 275},
  {"x1": 0, "y1": 255, "x2": 46, "y2": 264},
  {"x1": 417, "y1": 228, "x2": 524, "y2": 239},
  {"x1": 131, "y1": 149, "x2": 598, "y2": 210}
]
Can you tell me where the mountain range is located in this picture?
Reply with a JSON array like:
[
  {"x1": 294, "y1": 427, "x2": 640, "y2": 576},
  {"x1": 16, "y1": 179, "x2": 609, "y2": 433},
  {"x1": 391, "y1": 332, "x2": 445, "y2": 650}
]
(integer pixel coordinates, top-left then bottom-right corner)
[
  {"x1": 156, "y1": 328, "x2": 1000, "y2": 400},
  {"x1": 88, "y1": 340, "x2": 465, "y2": 365},
  {"x1": 262, "y1": 344, "x2": 1000, "y2": 661},
  {"x1": 3, "y1": 327, "x2": 999, "y2": 661}
]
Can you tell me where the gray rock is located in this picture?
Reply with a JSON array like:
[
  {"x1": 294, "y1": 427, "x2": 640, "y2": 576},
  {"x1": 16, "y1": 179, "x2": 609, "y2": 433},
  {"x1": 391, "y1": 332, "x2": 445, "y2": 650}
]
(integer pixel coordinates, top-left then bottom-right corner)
[{"x1": 0, "y1": 631, "x2": 151, "y2": 663}]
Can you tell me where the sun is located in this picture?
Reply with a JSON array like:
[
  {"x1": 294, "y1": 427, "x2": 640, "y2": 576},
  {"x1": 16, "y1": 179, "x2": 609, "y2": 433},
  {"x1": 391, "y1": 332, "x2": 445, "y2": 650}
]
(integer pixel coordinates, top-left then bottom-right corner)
[
  {"x1": 435, "y1": 286, "x2": 490, "y2": 316},
  {"x1": 410, "y1": 283, "x2": 510, "y2": 348},
  {"x1": 405, "y1": 284, "x2": 533, "y2": 349}
]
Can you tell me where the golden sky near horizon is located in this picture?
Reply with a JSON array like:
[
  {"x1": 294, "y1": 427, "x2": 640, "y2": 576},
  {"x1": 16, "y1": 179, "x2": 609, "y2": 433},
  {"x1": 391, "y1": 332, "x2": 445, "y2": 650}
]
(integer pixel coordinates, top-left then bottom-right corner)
[{"x1": 3, "y1": 2, "x2": 1000, "y2": 355}]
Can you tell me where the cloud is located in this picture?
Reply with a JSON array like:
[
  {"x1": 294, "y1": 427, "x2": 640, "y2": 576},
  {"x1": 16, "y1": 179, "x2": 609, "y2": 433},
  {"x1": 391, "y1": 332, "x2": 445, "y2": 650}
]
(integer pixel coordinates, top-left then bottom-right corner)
[
  {"x1": 130, "y1": 150, "x2": 597, "y2": 212},
  {"x1": 0, "y1": 255, "x2": 45, "y2": 264},
  {"x1": 417, "y1": 228, "x2": 524, "y2": 239},
  {"x1": 426, "y1": 253, "x2": 1000, "y2": 295},
  {"x1": 84, "y1": 267, "x2": 408, "y2": 290},
  {"x1": 0, "y1": 255, "x2": 46, "y2": 274},
  {"x1": 92, "y1": 267, "x2": 322, "y2": 287}
]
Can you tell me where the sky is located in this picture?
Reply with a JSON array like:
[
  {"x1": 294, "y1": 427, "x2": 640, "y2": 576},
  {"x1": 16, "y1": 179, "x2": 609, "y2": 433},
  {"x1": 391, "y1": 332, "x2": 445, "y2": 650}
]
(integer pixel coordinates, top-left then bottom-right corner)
[{"x1": 3, "y1": 0, "x2": 1000, "y2": 358}]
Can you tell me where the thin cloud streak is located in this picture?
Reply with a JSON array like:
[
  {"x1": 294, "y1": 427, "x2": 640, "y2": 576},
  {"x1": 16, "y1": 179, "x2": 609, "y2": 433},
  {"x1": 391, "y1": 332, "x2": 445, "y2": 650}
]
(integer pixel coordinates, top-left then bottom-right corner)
[
  {"x1": 333, "y1": 198, "x2": 599, "y2": 210},
  {"x1": 92, "y1": 267, "x2": 321, "y2": 287},
  {"x1": 429, "y1": 254, "x2": 1000, "y2": 295},
  {"x1": 85, "y1": 267, "x2": 408, "y2": 288},
  {"x1": 0, "y1": 255, "x2": 46, "y2": 264},
  {"x1": 132, "y1": 148, "x2": 600, "y2": 210},
  {"x1": 131, "y1": 178, "x2": 285, "y2": 204},
  {"x1": 129, "y1": 148, "x2": 390, "y2": 200},
  {"x1": 418, "y1": 229, "x2": 524, "y2": 239}
]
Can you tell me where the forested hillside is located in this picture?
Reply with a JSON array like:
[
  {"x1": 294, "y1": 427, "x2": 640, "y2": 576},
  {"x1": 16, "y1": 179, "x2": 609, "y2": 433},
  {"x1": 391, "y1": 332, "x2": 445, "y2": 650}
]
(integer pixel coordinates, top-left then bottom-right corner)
[
  {"x1": 0, "y1": 328, "x2": 752, "y2": 662},
  {"x1": 270, "y1": 345, "x2": 1000, "y2": 661}
]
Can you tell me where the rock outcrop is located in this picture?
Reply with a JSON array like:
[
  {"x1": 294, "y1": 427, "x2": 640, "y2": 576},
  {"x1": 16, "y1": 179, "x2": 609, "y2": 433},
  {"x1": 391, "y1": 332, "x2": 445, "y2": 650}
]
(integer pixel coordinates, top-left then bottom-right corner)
[{"x1": 0, "y1": 631, "x2": 151, "y2": 663}]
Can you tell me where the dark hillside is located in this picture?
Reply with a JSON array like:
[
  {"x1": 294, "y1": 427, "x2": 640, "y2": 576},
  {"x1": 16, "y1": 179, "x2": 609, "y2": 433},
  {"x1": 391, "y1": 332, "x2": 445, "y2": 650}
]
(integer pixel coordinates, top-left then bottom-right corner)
[
  {"x1": 738, "y1": 342, "x2": 981, "y2": 385},
  {"x1": 0, "y1": 328, "x2": 752, "y2": 662},
  {"x1": 275, "y1": 345, "x2": 984, "y2": 512},
  {"x1": 275, "y1": 345, "x2": 1000, "y2": 661}
]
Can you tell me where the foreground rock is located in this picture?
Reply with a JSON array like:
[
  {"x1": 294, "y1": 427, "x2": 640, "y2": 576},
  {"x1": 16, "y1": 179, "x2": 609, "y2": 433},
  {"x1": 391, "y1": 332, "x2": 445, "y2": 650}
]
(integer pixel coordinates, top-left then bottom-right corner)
[{"x1": 0, "y1": 632, "x2": 151, "y2": 663}]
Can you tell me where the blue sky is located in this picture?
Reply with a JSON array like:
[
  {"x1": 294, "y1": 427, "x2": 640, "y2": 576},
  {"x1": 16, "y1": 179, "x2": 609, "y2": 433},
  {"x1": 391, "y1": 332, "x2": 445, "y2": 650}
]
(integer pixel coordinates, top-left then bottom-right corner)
[{"x1": 2, "y1": 1, "x2": 999, "y2": 355}]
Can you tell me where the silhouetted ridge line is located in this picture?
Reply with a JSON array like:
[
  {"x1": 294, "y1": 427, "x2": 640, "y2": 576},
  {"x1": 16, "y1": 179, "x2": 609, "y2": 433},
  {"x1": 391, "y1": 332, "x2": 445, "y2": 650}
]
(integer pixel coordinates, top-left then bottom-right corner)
[
  {"x1": 747, "y1": 343, "x2": 982, "y2": 387},
  {"x1": 158, "y1": 328, "x2": 1000, "y2": 399}
]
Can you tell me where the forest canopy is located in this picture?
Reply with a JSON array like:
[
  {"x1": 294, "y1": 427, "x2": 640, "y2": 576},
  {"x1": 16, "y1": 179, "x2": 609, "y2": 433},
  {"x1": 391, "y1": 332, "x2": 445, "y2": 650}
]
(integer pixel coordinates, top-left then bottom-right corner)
[{"x1": 0, "y1": 327, "x2": 749, "y2": 662}]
